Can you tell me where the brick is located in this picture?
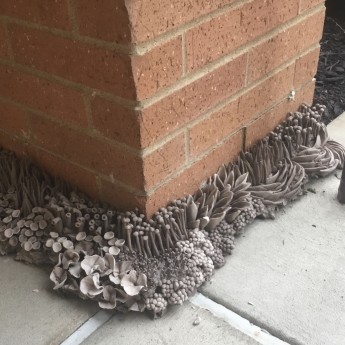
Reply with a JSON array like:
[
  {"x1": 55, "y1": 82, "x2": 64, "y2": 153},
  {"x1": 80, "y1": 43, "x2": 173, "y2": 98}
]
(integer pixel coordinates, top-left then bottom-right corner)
[
  {"x1": 294, "y1": 46, "x2": 320, "y2": 88},
  {"x1": 91, "y1": 96, "x2": 141, "y2": 148},
  {"x1": 140, "y1": 53, "x2": 247, "y2": 147},
  {"x1": 0, "y1": 0, "x2": 71, "y2": 30},
  {"x1": 189, "y1": 98, "x2": 240, "y2": 158},
  {"x1": 99, "y1": 179, "x2": 147, "y2": 212},
  {"x1": 144, "y1": 130, "x2": 243, "y2": 216},
  {"x1": 238, "y1": 63, "x2": 296, "y2": 124},
  {"x1": 30, "y1": 114, "x2": 144, "y2": 189},
  {"x1": 0, "y1": 100, "x2": 30, "y2": 137},
  {"x1": 186, "y1": 6, "x2": 241, "y2": 72},
  {"x1": 9, "y1": 25, "x2": 136, "y2": 99},
  {"x1": 300, "y1": 0, "x2": 324, "y2": 12},
  {"x1": 186, "y1": 0, "x2": 299, "y2": 71},
  {"x1": 245, "y1": 80, "x2": 315, "y2": 148},
  {"x1": 0, "y1": 23, "x2": 9, "y2": 58},
  {"x1": 248, "y1": 10, "x2": 325, "y2": 83},
  {"x1": 30, "y1": 147, "x2": 100, "y2": 201},
  {"x1": 0, "y1": 129, "x2": 29, "y2": 157},
  {"x1": 0, "y1": 65, "x2": 88, "y2": 127},
  {"x1": 74, "y1": 0, "x2": 131, "y2": 43},
  {"x1": 143, "y1": 133, "x2": 186, "y2": 190},
  {"x1": 131, "y1": 36, "x2": 183, "y2": 100},
  {"x1": 240, "y1": 0, "x2": 299, "y2": 39},
  {"x1": 126, "y1": 0, "x2": 236, "y2": 43},
  {"x1": 298, "y1": 79, "x2": 316, "y2": 104}
]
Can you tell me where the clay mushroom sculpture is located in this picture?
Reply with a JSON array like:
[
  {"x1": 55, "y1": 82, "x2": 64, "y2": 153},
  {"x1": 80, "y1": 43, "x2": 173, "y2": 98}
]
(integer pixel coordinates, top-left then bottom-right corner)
[{"x1": 1, "y1": 102, "x2": 345, "y2": 318}]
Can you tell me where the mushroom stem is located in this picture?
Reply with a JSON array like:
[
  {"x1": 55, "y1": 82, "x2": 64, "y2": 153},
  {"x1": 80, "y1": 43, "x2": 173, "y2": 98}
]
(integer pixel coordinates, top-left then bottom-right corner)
[
  {"x1": 106, "y1": 210, "x2": 114, "y2": 220},
  {"x1": 65, "y1": 212, "x2": 72, "y2": 229},
  {"x1": 122, "y1": 218, "x2": 130, "y2": 239},
  {"x1": 166, "y1": 224, "x2": 179, "y2": 243},
  {"x1": 143, "y1": 236, "x2": 152, "y2": 258},
  {"x1": 73, "y1": 208, "x2": 82, "y2": 219},
  {"x1": 133, "y1": 232, "x2": 142, "y2": 255},
  {"x1": 131, "y1": 216, "x2": 138, "y2": 226},
  {"x1": 164, "y1": 229, "x2": 173, "y2": 250},
  {"x1": 149, "y1": 229, "x2": 160, "y2": 256},
  {"x1": 178, "y1": 209, "x2": 188, "y2": 238},
  {"x1": 84, "y1": 214, "x2": 90, "y2": 224},
  {"x1": 126, "y1": 225, "x2": 133, "y2": 252},
  {"x1": 172, "y1": 219, "x2": 183, "y2": 240},
  {"x1": 302, "y1": 129, "x2": 307, "y2": 146},
  {"x1": 306, "y1": 127, "x2": 313, "y2": 147},
  {"x1": 155, "y1": 229, "x2": 165, "y2": 253},
  {"x1": 139, "y1": 231, "x2": 147, "y2": 258},
  {"x1": 102, "y1": 214, "x2": 109, "y2": 231},
  {"x1": 57, "y1": 206, "x2": 66, "y2": 223},
  {"x1": 75, "y1": 221, "x2": 84, "y2": 232},
  {"x1": 116, "y1": 215, "x2": 122, "y2": 235},
  {"x1": 165, "y1": 231, "x2": 170, "y2": 250},
  {"x1": 52, "y1": 217, "x2": 63, "y2": 234}
]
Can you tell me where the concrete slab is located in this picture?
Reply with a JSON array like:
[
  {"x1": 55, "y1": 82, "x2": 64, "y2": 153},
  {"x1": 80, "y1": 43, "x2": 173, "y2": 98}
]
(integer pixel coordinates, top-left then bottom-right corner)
[
  {"x1": 201, "y1": 174, "x2": 345, "y2": 345},
  {"x1": 199, "y1": 113, "x2": 345, "y2": 345},
  {"x1": 81, "y1": 301, "x2": 261, "y2": 345},
  {"x1": 0, "y1": 257, "x2": 99, "y2": 345},
  {"x1": 328, "y1": 111, "x2": 345, "y2": 145}
]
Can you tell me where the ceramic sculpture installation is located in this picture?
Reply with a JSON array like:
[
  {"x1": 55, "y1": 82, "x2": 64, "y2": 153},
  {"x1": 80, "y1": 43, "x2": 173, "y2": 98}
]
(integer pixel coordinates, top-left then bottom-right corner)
[{"x1": 0, "y1": 104, "x2": 344, "y2": 318}]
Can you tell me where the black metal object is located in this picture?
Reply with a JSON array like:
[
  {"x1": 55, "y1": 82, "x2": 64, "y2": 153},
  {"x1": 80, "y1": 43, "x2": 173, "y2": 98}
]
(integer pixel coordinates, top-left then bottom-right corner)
[{"x1": 338, "y1": 164, "x2": 345, "y2": 204}]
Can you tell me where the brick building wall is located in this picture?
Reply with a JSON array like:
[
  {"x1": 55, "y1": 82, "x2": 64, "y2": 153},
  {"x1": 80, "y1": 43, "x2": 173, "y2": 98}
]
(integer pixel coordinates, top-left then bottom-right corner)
[{"x1": 0, "y1": 0, "x2": 325, "y2": 216}]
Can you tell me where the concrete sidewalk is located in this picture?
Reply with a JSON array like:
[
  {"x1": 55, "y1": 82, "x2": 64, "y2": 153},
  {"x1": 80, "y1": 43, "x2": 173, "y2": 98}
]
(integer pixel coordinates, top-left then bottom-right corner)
[
  {"x1": 0, "y1": 114, "x2": 344, "y2": 345},
  {"x1": 201, "y1": 174, "x2": 345, "y2": 345},
  {"x1": 0, "y1": 256, "x2": 98, "y2": 345},
  {"x1": 200, "y1": 115, "x2": 345, "y2": 345}
]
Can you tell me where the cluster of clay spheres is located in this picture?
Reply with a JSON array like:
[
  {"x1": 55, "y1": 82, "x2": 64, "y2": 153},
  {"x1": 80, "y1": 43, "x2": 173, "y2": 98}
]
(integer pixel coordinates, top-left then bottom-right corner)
[{"x1": 0, "y1": 104, "x2": 344, "y2": 318}]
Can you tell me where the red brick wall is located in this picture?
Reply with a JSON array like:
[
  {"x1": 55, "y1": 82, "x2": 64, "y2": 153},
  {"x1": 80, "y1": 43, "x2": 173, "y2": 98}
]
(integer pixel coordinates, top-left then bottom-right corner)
[{"x1": 0, "y1": 0, "x2": 325, "y2": 215}]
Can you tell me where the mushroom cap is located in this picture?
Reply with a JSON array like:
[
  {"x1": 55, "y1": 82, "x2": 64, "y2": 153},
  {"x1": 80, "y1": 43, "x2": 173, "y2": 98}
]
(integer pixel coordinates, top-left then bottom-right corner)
[
  {"x1": 63, "y1": 240, "x2": 74, "y2": 249},
  {"x1": 104, "y1": 232, "x2": 114, "y2": 240},
  {"x1": 4, "y1": 228, "x2": 14, "y2": 238},
  {"x1": 93, "y1": 235, "x2": 103, "y2": 244},
  {"x1": 46, "y1": 238, "x2": 55, "y2": 248},
  {"x1": 32, "y1": 242, "x2": 41, "y2": 250},
  {"x1": 9, "y1": 236, "x2": 18, "y2": 247},
  {"x1": 39, "y1": 220, "x2": 48, "y2": 230},
  {"x1": 12, "y1": 209, "x2": 21, "y2": 218},
  {"x1": 25, "y1": 229, "x2": 34, "y2": 237},
  {"x1": 76, "y1": 232, "x2": 87, "y2": 241},
  {"x1": 24, "y1": 241, "x2": 33, "y2": 251},
  {"x1": 52, "y1": 242, "x2": 62, "y2": 253},
  {"x1": 30, "y1": 222, "x2": 39, "y2": 232},
  {"x1": 109, "y1": 246, "x2": 120, "y2": 256}
]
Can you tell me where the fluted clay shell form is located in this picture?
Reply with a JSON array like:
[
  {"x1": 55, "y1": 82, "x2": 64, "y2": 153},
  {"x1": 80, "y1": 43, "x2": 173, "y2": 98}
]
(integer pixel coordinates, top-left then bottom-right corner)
[
  {"x1": 237, "y1": 139, "x2": 306, "y2": 217},
  {"x1": 0, "y1": 103, "x2": 344, "y2": 318},
  {"x1": 271, "y1": 104, "x2": 341, "y2": 176},
  {"x1": 326, "y1": 140, "x2": 345, "y2": 168}
]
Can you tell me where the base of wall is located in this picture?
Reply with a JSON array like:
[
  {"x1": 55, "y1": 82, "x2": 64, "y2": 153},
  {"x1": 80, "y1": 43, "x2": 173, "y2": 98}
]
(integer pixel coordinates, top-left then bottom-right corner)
[
  {"x1": 0, "y1": 80, "x2": 317, "y2": 216},
  {"x1": 0, "y1": 103, "x2": 344, "y2": 317}
]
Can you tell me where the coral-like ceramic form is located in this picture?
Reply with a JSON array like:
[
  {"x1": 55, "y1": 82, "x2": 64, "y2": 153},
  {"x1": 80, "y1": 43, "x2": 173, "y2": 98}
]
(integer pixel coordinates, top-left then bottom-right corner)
[{"x1": 0, "y1": 104, "x2": 344, "y2": 318}]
